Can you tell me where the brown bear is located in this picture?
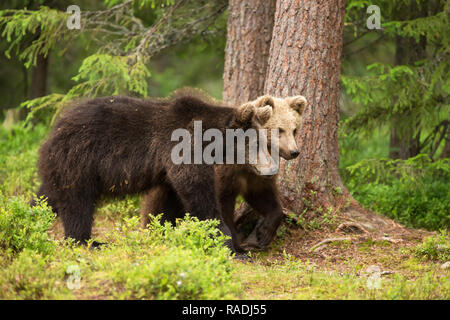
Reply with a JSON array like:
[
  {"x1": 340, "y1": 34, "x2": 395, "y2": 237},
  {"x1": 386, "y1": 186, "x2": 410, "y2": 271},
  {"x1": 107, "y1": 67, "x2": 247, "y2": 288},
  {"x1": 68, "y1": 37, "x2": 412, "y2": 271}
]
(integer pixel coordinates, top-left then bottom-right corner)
[
  {"x1": 141, "y1": 94, "x2": 307, "y2": 252},
  {"x1": 33, "y1": 93, "x2": 273, "y2": 252}
]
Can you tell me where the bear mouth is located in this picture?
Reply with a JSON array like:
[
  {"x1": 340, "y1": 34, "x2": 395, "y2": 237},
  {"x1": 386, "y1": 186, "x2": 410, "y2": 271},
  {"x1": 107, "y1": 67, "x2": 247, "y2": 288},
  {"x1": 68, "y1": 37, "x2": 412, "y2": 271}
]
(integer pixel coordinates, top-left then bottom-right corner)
[{"x1": 249, "y1": 163, "x2": 279, "y2": 177}]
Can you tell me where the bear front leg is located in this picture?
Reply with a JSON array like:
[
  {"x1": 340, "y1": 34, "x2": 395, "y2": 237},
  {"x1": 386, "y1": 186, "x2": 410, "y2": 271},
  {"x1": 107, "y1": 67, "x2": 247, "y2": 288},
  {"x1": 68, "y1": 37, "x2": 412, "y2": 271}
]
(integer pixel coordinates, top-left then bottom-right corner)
[
  {"x1": 59, "y1": 190, "x2": 97, "y2": 245},
  {"x1": 220, "y1": 193, "x2": 246, "y2": 253},
  {"x1": 166, "y1": 164, "x2": 237, "y2": 252},
  {"x1": 242, "y1": 188, "x2": 284, "y2": 250}
]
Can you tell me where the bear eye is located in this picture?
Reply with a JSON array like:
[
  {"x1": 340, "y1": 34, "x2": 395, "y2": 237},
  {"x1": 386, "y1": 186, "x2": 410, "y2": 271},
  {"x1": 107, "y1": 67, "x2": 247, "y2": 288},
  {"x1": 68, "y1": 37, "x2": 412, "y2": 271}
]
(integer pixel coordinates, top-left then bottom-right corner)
[
  {"x1": 279, "y1": 128, "x2": 285, "y2": 133},
  {"x1": 293, "y1": 129, "x2": 298, "y2": 136}
]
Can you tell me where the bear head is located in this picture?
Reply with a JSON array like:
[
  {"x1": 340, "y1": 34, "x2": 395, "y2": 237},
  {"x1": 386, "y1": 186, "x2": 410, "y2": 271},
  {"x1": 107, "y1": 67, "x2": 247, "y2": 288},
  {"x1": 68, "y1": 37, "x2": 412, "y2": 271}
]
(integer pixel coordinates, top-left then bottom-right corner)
[
  {"x1": 234, "y1": 100, "x2": 277, "y2": 176},
  {"x1": 248, "y1": 94, "x2": 307, "y2": 160}
]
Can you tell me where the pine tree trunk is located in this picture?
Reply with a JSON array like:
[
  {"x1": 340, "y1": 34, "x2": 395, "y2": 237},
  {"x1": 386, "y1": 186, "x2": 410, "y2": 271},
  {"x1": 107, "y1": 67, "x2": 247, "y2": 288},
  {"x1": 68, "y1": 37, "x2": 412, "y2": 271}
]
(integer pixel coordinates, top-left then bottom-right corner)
[
  {"x1": 232, "y1": 0, "x2": 417, "y2": 237},
  {"x1": 264, "y1": 0, "x2": 347, "y2": 213},
  {"x1": 389, "y1": 2, "x2": 427, "y2": 159},
  {"x1": 222, "y1": 0, "x2": 276, "y2": 105},
  {"x1": 29, "y1": 53, "x2": 49, "y2": 99}
]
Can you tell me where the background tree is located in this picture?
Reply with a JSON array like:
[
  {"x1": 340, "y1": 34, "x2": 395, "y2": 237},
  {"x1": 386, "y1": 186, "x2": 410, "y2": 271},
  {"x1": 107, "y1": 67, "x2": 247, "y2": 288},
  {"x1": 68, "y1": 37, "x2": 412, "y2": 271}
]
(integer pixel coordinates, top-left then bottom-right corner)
[
  {"x1": 264, "y1": 0, "x2": 348, "y2": 215},
  {"x1": 234, "y1": 0, "x2": 447, "y2": 233},
  {"x1": 222, "y1": 0, "x2": 275, "y2": 105},
  {"x1": 342, "y1": 0, "x2": 449, "y2": 161},
  {"x1": 340, "y1": 0, "x2": 449, "y2": 229},
  {"x1": 0, "y1": 0, "x2": 228, "y2": 122}
]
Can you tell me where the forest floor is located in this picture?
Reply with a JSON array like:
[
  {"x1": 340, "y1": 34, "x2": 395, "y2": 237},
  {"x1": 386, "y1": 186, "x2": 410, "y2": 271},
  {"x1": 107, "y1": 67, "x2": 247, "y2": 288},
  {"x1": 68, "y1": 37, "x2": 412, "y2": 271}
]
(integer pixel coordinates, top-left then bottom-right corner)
[
  {"x1": 43, "y1": 209, "x2": 449, "y2": 300},
  {"x1": 235, "y1": 225, "x2": 448, "y2": 299}
]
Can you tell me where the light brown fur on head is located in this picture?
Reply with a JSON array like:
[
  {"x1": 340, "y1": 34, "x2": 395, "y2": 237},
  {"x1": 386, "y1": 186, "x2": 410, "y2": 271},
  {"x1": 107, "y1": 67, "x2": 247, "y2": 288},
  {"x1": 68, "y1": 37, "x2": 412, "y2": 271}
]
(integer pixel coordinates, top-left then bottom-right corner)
[{"x1": 248, "y1": 94, "x2": 307, "y2": 160}]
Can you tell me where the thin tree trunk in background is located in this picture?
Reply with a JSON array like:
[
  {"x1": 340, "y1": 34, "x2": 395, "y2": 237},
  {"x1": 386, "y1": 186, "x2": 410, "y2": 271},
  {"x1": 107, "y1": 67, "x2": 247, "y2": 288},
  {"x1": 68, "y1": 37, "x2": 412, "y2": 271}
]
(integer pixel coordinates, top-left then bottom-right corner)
[
  {"x1": 440, "y1": 131, "x2": 450, "y2": 158},
  {"x1": 264, "y1": 0, "x2": 347, "y2": 213},
  {"x1": 29, "y1": 53, "x2": 49, "y2": 99},
  {"x1": 2, "y1": 40, "x2": 48, "y2": 127},
  {"x1": 389, "y1": 1, "x2": 427, "y2": 159},
  {"x1": 222, "y1": 0, "x2": 276, "y2": 105}
]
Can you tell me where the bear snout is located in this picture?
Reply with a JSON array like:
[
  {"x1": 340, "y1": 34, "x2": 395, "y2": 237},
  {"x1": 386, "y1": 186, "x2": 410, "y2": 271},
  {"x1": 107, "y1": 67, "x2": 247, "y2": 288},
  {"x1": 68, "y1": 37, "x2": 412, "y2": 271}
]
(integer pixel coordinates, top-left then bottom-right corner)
[{"x1": 290, "y1": 150, "x2": 300, "y2": 158}]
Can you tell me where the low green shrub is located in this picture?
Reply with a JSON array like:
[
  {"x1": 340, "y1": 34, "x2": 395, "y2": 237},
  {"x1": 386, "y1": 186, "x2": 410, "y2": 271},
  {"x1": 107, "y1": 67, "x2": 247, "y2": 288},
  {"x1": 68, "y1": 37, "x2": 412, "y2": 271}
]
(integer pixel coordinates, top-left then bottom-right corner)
[
  {"x1": 98, "y1": 195, "x2": 141, "y2": 220},
  {"x1": 0, "y1": 194, "x2": 56, "y2": 255},
  {"x1": 343, "y1": 155, "x2": 450, "y2": 230},
  {"x1": 413, "y1": 231, "x2": 450, "y2": 262},
  {"x1": 104, "y1": 215, "x2": 237, "y2": 299},
  {"x1": 0, "y1": 214, "x2": 239, "y2": 299},
  {"x1": 0, "y1": 123, "x2": 47, "y2": 196}
]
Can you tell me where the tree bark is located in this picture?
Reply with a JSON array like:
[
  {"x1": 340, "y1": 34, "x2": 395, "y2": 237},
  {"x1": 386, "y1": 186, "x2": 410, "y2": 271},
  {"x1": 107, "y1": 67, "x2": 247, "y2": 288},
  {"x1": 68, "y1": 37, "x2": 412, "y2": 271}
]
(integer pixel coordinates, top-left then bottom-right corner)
[
  {"x1": 29, "y1": 53, "x2": 49, "y2": 100},
  {"x1": 263, "y1": 0, "x2": 347, "y2": 213},
  {"x1": 222, "y1": 0, "x2": 276, "y2": 105}
]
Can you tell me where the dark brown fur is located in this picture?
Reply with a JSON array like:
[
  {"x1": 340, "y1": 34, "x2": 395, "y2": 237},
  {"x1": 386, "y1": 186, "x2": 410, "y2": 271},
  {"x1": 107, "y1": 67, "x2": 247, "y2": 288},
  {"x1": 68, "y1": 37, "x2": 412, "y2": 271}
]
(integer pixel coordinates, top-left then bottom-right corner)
[
  {"x1": 141, "y1": 165, "x2": 284, "y2": 253},
  {"x1": 141, "y1": 97, "x2": 286, "y2": 254},
  {"x1": 34, "y1": 94, "x2": 259, "y2": 251}
]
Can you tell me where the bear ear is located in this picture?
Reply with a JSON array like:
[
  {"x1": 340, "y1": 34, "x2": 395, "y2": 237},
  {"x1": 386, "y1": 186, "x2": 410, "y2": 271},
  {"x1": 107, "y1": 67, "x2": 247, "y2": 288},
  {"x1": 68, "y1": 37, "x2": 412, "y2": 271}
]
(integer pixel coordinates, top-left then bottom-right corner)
[
  {"x1": 237, "y1": 102, "x2": 256, "y2": 124},
  {"x1": 254, "y1": 95, "x2": 275, "y2": 109},
  {"x1": 287, "y1": 95, "x2": 307, "y2": 115},
  {"x1": 255, "y1": 105, "x2": 273, "y2": 125}
]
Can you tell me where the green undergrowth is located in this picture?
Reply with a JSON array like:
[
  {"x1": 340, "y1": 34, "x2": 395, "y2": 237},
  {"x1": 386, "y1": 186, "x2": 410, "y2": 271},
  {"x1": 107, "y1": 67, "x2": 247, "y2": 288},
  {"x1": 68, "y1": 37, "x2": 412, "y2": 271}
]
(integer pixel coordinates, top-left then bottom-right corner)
[{"x1": 0, "y1": 205, "x2": 239, "y2": 299}]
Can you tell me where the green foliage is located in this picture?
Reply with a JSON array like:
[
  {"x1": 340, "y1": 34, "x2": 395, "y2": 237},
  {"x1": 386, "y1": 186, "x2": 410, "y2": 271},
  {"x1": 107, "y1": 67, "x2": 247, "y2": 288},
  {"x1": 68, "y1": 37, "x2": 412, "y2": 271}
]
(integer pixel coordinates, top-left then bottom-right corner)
[
  {"x1": 0, "y1": 123, "x2": 47, "y2": 196},
  {"x1": 148, "y1": 40, "x2": 225, "y2": 98},
  {"x1": 0, "y1": 249, "x2": 61, "y2": 299},
  {"x1": 342, "y1": 60, "x2": 449, "y2": 135},
  {"x1": 104, "y1": 0, "x2": 174, "y2": 9},
  {"x1": 341, "y1": 0, "x2": 449, "y2": 230},
  {"x1": 0, "y1": 0, "x2": 227, "y2": 121},
  {"x1": 98, "y1": 195, "x2": 140, "y2": 220},
  {"x1": 104, "y1": 215, "x2": 236, "y2": 299},
  {"x1": 342, "y1": 0, "x2": 449, "y2": 156},
  {"x1": 0, "y1": 195, "x2": 56, "y2": 255},
  {"x1": 68, "y1": 53, "x2": 151, "y2": 97},
  {"x1": 0, "y1": 6, "x2": 69, "y2": 68},
  {"x1": 344, "y1": 155, "x2": 450, "y2": 230},
  {"x1": 383, "y1": 6, "x2": 449, "y2": 44},
  {"x1": 0, "y1": 214, "x2": 239, "y2": 300},
  {"x1": 235, "y1": 255, "x2": 449, "y2": 300},
  {"x1": 413, "y1": 231, "x2": 450, "y2": 262}
]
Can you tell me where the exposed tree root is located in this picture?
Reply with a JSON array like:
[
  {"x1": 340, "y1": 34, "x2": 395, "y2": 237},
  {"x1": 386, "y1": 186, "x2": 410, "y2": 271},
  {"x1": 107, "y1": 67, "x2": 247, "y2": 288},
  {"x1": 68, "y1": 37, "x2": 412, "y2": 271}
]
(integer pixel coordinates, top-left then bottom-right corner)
[
  {"x1": 310, "y1": 237, "x2": 351, "y2": 252},
  {"x1": 234, "y1": 192, "x2": 433, "y2": 246}
]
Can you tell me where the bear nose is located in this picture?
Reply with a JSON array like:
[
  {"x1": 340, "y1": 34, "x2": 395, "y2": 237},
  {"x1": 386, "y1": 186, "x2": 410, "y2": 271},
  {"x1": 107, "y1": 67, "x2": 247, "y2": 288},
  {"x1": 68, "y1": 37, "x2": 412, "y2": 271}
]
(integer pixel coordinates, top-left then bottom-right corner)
[{"x1": 290, "y1": 150, "x2": 300, "y2": 158}]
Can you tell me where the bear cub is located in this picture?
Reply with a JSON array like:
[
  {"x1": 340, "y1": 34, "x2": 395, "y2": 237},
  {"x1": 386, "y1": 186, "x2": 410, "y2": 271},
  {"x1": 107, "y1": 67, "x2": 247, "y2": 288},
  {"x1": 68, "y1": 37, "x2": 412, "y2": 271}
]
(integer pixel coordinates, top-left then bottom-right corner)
[
  {"x1": 141, "y1": 94, "x2": 307, "y2": 252},
  {"x1": 34, "y1": 93, "x2": 272, "y2": 252}
]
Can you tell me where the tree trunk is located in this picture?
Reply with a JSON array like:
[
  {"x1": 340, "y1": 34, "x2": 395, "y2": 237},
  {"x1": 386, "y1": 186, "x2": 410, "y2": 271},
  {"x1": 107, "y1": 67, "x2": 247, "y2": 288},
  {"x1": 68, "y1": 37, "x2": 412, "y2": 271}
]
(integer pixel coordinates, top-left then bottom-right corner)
[
  {"x1": 389, "y1": 1, "x2": 427, "y2": 159},
  {"x1": 233, "y1": 0, "x2": 417, "y2": 237},
  {"x1": 222, "y1": 0, "x2": 276, "y2": 105},
  {"x1": 440, "y1": 130, "x2": 450, "y2": 158},
  {"x1": 263, "y1": 0, "x2": 347, "y2": 214},
  {"x1": 29, "y1": 53, "x2": 49, "y2": 99}
]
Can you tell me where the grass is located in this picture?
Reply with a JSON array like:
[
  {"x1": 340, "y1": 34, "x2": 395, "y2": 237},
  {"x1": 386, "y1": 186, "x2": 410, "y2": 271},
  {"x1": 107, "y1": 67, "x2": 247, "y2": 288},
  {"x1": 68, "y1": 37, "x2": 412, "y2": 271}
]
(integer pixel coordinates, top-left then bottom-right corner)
[
  {"x1": 235, "y1": 263, "x2": 448, "y2": 300},
  {"x1": 235, "y1": 235, "x2": 449, "y2": 300},
  {"x1": 1, "y1": 204, "x2": 448, "y2": 300}
]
